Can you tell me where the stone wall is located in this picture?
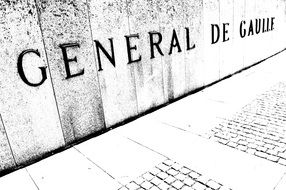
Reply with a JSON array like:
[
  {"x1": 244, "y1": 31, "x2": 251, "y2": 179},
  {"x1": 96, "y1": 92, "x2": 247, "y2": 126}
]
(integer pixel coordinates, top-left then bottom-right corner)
[{"x1": 0, "y1": 0, "x2": 285, "y2": 174}]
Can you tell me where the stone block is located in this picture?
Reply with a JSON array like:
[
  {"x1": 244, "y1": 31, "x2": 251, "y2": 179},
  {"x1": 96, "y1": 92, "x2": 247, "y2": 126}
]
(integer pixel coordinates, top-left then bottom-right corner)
[
  {"x1": 88, "y1": 0, "x2": 138, "y2": 127},
  {"x1": 127, "y1": 0, "x2": 166, "y2": 113},
  {"x1": 0, "y1": 0, "x2": 65, "y2": 164},
  {"x1": 36, "y1": 0, "x2": 105, "y2": 141}
]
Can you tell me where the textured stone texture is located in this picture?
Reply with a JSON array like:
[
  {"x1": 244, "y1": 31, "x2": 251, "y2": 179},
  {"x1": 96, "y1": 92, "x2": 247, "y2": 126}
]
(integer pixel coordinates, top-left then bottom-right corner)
[
  {"x1": 244, "y1": 0, "x2": 272, "y2": 66},
  {"x1": 202, "y1": 0, "x2": 220, "y2": 85},
  {"x1": 159, "y1": 0, "x2": 187, "y2": 100},
  {"x1": 127, "y1": 0, "x2": 166, "y2": 113},
  {"x1": 88, "y1": 0, "x2": 138, "y2": 127},
  {"x1": 36, "y1": 0, "x2": 105, "y2": 142},
  {"x1": 184, "y1": 0, "x2": 204, "y2": 91},
  {"x1": 219, "y1": 0, "x2": 236, "y2": 78},
  {"x1": 0, "y1": 0, "x2": 65, "y2": 164},
  {"x1": 276, "y1": 0, "x2": 286, "y2": 51},
  {"x1": 233, "y1": 0, "x2": 245, "y2": 69},
  {"x1": 0, "y1": 115, "x2": 15, "y2": 171}
]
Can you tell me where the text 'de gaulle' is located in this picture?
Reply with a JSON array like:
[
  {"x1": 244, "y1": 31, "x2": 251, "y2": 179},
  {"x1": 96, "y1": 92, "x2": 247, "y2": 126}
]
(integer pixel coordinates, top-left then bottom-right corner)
[{"x1": 211, "y1": 17, "x2": 275, "y2": 44}]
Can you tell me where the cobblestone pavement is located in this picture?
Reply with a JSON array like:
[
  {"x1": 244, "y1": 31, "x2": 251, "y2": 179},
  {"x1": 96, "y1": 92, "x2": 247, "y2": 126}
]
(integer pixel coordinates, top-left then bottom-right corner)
[
  {"x1": 205, "y1": 82, "x2": 286, "y2": 166},
  {"x1": 118, "y1": 159, "x2": 232, "y2": 190}
]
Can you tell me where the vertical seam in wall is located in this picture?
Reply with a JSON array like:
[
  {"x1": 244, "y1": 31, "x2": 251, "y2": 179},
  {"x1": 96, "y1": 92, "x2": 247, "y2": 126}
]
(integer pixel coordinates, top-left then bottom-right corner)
[
  {"x1": 232, "y1": 0, "x2": 234, "y2": 41},
  {"x1": 243, "y1": 0, "x2": 246, "y2": 67},
  {"x1": 33, "y1": 0, "x2": 70, "y2": 144},
  {"x1": 159, "y1": 3, "x2": 166, "y2": 101},
  {"x1": 183, "y1": 0, "x2": 187, "y2": 92},
  {"x1": 202, "y1": 0, "x2": 205, "y2": 86},
  {"x1": 85, "y1": 0, "x2": 107, "y2": 129},
  {"x1": 218, "y1": 0, "x2": 221, "y2": 78},
  {"x1": 184, "y1": 0, "x2": 190, "y2": 93},
  {"x1": 0, "y1": 114, "x2": 17, "y2": 166},
  {"x1": 125, "y1": 0, "x2": 139, "y2": 113}
]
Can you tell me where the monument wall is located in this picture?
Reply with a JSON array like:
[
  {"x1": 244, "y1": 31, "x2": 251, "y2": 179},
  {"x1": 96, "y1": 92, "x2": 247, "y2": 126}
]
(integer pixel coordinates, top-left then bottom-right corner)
[{"x1": 0, "y1": 0, "x2": 286, "y2": 173}]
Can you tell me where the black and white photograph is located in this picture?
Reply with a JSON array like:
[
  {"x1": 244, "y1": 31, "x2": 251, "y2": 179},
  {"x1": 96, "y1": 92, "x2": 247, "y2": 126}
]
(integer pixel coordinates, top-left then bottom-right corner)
[{"x1": 0, "y1": 0, "x2": 286, "y2": 189}]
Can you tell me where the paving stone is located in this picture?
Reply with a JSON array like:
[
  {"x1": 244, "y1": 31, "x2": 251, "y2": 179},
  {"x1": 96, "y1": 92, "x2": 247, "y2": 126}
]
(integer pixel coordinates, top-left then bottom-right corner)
[
  {"x1": 157, "y1": 163, "x2": 169, "y2": 172},
  {"x1": 165, "y1": 175, "x2": 176, "y2": 185},
  {"x1": 206, "y1": 180, "x2": 221, "y2": 190},
  {"x1": 167, "y1": 169, "x2": 179, "y2": 176},
  {"x1": 184, "y1": 178, "x2": 196, "y2": 186},
  {"x1": 218, "y1": 138, "x2": 229, "y2": 145},
  {"x1": 256, "y1": 146, "x2": 267, "y2": 152},
  {"x1": 189, "y1": 171, "x2": 201, "y2": 179},
  {"x1": 196, "y1": 175, "x2": 209, "y2": 184},
  {"x1": 278, "y1": 152, "x2": 286, "y2": 159},
  {"x1": 157, "y1": 182, "x2": 169, "y2": 190},
  {"x1": 264, "y1": 143, "x2": 275, "y2": 149},
  {"x1": 171, "y1": 163, "x2": 181, "y2": 171},
  {"x1": 267, "y1": 149, "x2": 279, "y2": 156},
  {"x1": 192, "y1": 182, "x2": 207, "y2": 190},
  {"x1": 254, "y1": 151, "x2": 269, "y2": 159},
  {"x1": 171, "y1": 180, "x2": 184, "y2": 189},
  {"x1": 175, "y1": 173, "x2": 187, "y2": 181},
  {"x1": 157, "y1": 172, "x2": 169, "y2": 180},
  {"x1": 180, "y1": 167, "x2": 191, "y2": 175},
  {"x1": 141, "y1": 181, "x2": 153, "y2": 189},
  {"x1": 126, "y1": 181, "x2": 140, "y2": 190},
  {"x1": 150, "y1": 186, "x2": 160, "y2": 190},
  {"x1": 143, "y1": 172, "x2": 154, "y2": 181},
  {"x1": 219, "y1": 186, "x2": 232, "y2": 190},
  {"x1": 151, "y1": 177, "x2": 162, "y2": 186},
  {"x1": 150, "y1": 167, "x2": 162, "y2": 176},
  {"x1": 227, "y1": 141, "x2": 238, "y2": 148},
  {"x1": 248, "y1": 143, "x2": 258, "y2": 149},
  {"x1": 134, "y1": 177, "x2": 145, "y2": 185},
  {"x1": 278, "y1": 158, "x2": 286, "y2": 166},
  {"x1": 163, "y1": 160, "x2": 174, "y2": 166},
  {"x1": 267, "y1": 155, "x2": 280, "y2": 162},
  {"x1": 237, "y1": 145, "x2": 248, "y2": 152},
  {"x1": 246, "y1": 148, "x2": 256, "y2": 154},
  {"x1": 181, "y1": 186, "x2": 194, "y2": 190},
  {"x1": 238, "y1": 139, "x2": 248, "y2": 146}
]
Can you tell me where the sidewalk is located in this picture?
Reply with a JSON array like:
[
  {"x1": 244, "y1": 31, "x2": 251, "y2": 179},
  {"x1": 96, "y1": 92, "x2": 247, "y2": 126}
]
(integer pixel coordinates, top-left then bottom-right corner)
[{"x1": 1, "y1": 51, "x2": 286, "y2": 190}]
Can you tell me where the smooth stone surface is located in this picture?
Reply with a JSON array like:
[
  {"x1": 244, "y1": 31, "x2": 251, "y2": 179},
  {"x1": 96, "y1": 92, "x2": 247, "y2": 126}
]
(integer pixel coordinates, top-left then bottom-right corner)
[
  {"x1": 27, "y1": 148, "x2": 119, "y2": 190},
  {"x1": 75, "y1": 130, "x2": 165, "y2": 184},
  {"x1": 0, "y1": 169, "x2": 38, "y2": 190}
]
